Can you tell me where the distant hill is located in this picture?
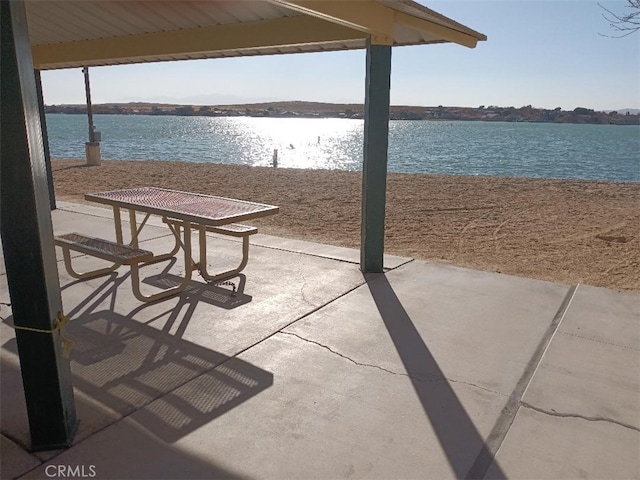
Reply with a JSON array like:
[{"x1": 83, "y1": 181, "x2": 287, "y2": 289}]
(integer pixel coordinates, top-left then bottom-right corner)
[{"x1": 44, "y1": 101, "x2": 640, "y2": 125}]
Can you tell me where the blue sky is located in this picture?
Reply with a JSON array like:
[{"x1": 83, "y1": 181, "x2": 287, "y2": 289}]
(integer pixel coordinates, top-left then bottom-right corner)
[{"x1": 41, "y1": 1, "x2": 640, "y2": 111}]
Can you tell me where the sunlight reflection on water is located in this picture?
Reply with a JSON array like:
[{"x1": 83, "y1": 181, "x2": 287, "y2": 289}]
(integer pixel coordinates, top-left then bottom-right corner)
[{"x1": 214, "y1": 117, "x2": 363, "y2": 170}]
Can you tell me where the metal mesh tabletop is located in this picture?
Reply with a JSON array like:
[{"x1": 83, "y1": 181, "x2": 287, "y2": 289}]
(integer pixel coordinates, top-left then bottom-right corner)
[{"x1": 85, "y1": 187, "x2": 279, "y2": 225}]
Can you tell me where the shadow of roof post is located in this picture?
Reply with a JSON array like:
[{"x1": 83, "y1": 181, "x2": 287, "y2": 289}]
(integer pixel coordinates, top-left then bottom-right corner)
[{"x1": 364, "y1": 273, "x2": 506, "y2": 480}]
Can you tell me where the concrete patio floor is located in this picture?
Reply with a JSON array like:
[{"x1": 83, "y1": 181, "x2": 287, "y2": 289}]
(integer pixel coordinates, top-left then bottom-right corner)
[{"x1": 1, "y1": 201, "x2": 638, "y2": 480}]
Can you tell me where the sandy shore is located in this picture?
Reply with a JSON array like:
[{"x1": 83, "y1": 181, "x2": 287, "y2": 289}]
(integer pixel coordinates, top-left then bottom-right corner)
[{"x1": 51, "y1": 159, "x2": 640, "y2": 293}]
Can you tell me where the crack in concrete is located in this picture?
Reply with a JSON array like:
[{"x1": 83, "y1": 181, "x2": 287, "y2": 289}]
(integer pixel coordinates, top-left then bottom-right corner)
[
  {"x1": 297, "y1": 265, "x2": 315, "y2": 308},
  {"x1": 521, "y1": 401, "x2": 640, "y2": 432},
  {"x1": 448, "y1": 379, "x2": 508, "y2": 397},
  {"x1": 557, "y1": 331, "x2": 640, "y2": 352},
  {"x1": 280, "y1": 331, "x2": 507, "y2": 397},
  {"x1": 281, "y1": 331, "x2": 407, "y2": 377}
]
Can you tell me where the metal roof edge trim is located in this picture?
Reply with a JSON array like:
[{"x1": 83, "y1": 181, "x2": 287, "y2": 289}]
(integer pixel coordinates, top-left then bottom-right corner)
[{"x1": 380, "y1": 0, "x2": 487, "y2": 41}]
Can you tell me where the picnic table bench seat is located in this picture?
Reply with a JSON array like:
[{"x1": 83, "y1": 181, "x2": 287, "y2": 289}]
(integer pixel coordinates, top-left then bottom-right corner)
[
  {"x1": 55, "y1": 233, "x2": 153, "y2": 279},
  {"x1": 161, "y1": 218, "x2": 258, "y2": 238},
  {"x1": 55, "y1": 233, "x2": 153, "y2": 264},
  {"x1": 208, "y1": 223, "x2": 258, "y2": 237}
]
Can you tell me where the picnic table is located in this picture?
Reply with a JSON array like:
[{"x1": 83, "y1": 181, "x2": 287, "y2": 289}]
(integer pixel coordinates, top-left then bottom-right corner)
[{"x1": 55, "y1": 187, "x2": 279, "y2": 303}]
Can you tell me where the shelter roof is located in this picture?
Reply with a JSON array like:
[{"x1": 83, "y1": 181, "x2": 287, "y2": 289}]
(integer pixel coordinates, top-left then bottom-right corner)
[{"x1": 26, "y1": 0, "x2": 486, "y2": 70}]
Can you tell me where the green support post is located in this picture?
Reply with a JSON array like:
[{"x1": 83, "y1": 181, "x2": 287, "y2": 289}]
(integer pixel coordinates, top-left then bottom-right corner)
[
  {"x1": 361, "y1": 39, "x2": 392, "y2": 273},
  {"x1": 1, "y1": 0, "x2": 77, "y2": 450},
  {"x1": 35, "y1": 69, "x2": 57, "y2": 210}
]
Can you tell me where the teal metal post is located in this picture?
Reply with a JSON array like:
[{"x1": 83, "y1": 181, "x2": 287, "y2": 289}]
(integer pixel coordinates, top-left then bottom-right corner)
[
  {"x1": 35, "y1": 69, "x2": 57, "y2": 210},
  {"x1": 361, "y1": 39, "x2": 392, "y2": 273},
  {"x1": 1, "y1": 0, "x2": 77, "y2": 450}
]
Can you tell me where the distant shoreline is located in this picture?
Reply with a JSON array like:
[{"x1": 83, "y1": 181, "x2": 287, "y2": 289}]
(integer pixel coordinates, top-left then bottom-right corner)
[{"x1": 45, "y1": 101, "x2": 640, "y2": 125}]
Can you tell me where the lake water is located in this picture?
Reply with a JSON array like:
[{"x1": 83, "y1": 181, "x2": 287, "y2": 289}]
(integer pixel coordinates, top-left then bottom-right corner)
[{"x1": 46, "y1": 113, "x2": 640, "y2": 182}]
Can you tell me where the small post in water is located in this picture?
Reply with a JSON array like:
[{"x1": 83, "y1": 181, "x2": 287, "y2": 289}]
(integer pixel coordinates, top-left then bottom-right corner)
[{"x1": 272, "y1": 149, "x2": 278, "y2": 168}]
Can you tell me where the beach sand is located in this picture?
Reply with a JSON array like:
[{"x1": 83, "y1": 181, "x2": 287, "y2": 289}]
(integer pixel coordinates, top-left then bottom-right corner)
[{"x1": 51, "y1": 159, "x2": 640, "y2": 293}]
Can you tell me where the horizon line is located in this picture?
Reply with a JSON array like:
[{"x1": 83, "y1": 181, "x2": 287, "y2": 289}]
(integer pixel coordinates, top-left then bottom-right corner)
[{"x1": 44, "y1": 101, "x2": 640, "y2": 113}]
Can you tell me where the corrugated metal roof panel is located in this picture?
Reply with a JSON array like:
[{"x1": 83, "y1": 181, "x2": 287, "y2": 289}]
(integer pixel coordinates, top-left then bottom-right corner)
[{"x1": 26, "y1": 1, "x2": 301, "y2": 45}]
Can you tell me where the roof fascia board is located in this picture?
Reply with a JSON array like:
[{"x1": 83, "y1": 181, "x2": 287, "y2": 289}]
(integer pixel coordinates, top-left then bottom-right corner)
[
  {"x1": 382, "y1": 0, "x2": 486, "y2": 40},
  {"x1": 32, "y1": 15, "x2": 365, "y2": 69},
  {"x1": 270, "y1": 0, "x2": 395, "y2": 45},
  {"x1": 394, "y1": 10, "x2": 480, "y2": 48}
]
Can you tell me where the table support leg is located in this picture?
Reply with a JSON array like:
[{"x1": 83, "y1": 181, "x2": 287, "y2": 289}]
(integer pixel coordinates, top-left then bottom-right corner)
[
  {"x1": 196, "y1": 225, "x2": 250, "y2": 283},
  {"x1": 130, "y1": 220, "x2": 193, "y2": 303},
  {"x1": 128, "y1": 209, "x2": 138, "y2": 247},
  {"x1": 113, "y1": 206, "x2": 123, "y2": 244}
]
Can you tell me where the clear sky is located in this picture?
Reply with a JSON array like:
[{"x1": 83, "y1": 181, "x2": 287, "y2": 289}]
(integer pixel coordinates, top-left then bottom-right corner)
[{"x1": 41, "y1": 0, "x2": 640, "y2": 111}]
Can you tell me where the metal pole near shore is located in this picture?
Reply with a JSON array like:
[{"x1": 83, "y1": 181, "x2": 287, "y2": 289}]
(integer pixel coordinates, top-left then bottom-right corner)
[{"x1": 83, "y1": 66, "x2": 101, "y2": 165}]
